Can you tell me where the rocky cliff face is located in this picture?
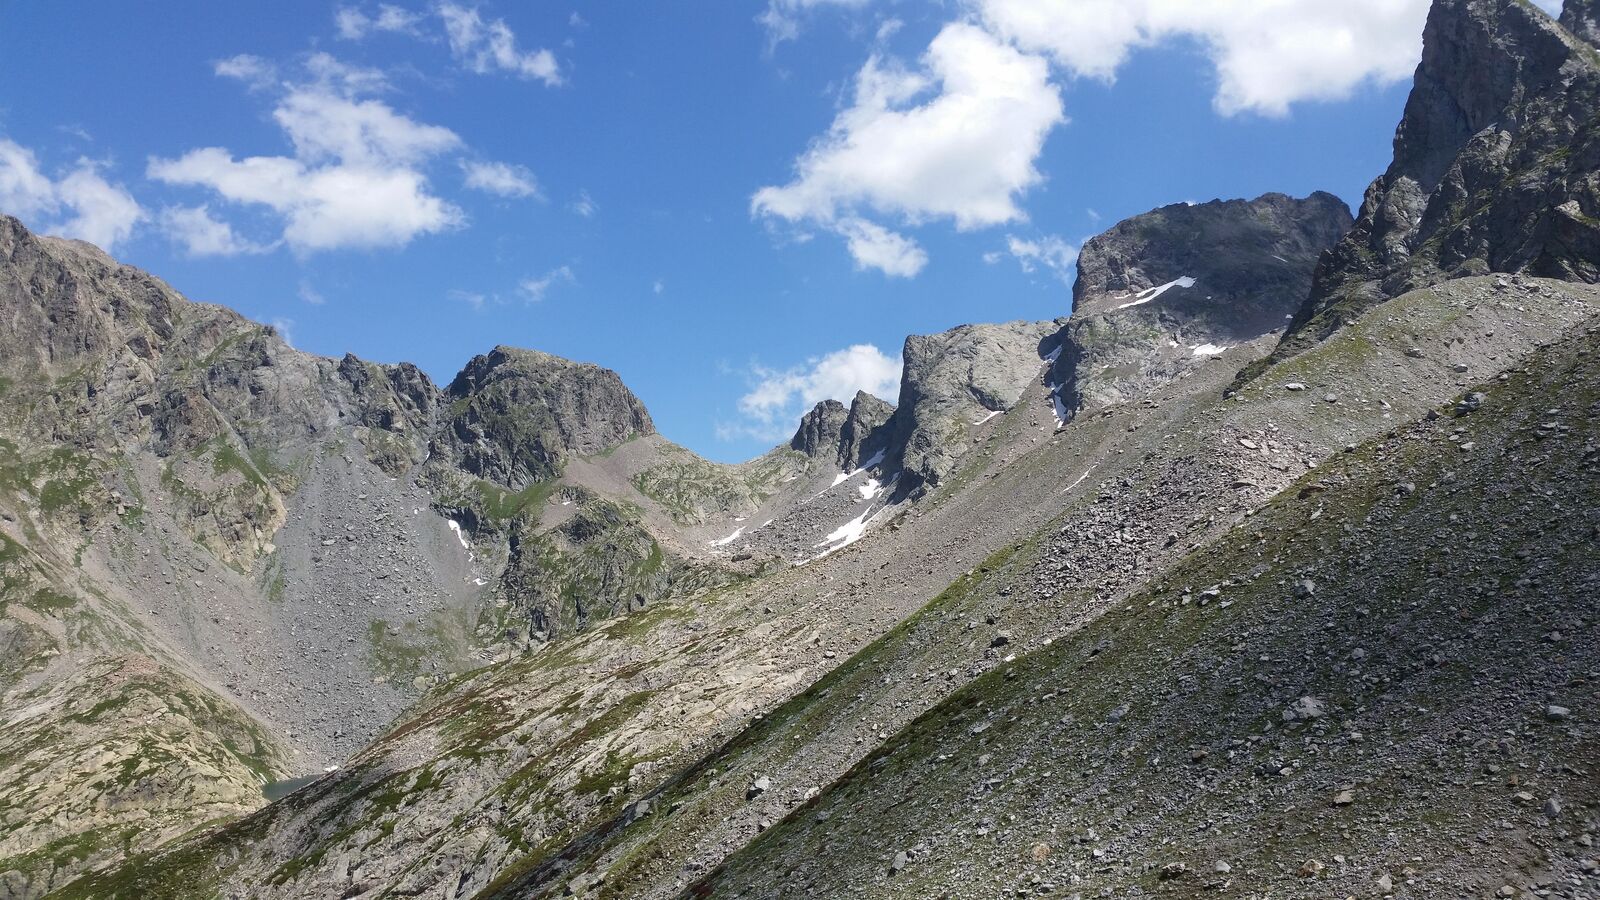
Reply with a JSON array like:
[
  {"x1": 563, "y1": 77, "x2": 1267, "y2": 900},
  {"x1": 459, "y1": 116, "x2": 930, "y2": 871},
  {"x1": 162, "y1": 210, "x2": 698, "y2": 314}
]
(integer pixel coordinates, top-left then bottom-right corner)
[
  {"x1": 789, "y1": 390, "x2": 894, "y2": 471},
  {"x1": 888, "y1": 320, "x2": 1063, "y2": 491},
  {"x1": 789, "y1": 399, "x2": 849, "y2": 460},
  {"x1": 1052, "y1": 193, "x2": 1350, "y2": 420},
  {"x1": 434, "y1": 347, "x2": 654, "y2": 491},
  {"x1": 837, "y1": 390, "x2": 894, "y2": 470},
  {"x1": 1263, "y1": 0, "x2": 1600, "y2": 370}
]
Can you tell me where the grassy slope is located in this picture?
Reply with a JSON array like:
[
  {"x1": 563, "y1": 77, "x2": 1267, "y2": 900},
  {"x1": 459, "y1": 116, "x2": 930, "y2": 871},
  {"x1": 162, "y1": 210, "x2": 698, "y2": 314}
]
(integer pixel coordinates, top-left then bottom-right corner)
[{"x1": 696, "y1": 324, "x2": 1600, "y2": 898}]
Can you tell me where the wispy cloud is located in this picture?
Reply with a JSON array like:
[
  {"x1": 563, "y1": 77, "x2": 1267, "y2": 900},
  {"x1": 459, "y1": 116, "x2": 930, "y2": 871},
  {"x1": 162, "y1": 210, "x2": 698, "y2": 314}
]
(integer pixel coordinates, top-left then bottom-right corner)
[{"x1": 519, "y1": 265, "x2": 575, "y2": 302}]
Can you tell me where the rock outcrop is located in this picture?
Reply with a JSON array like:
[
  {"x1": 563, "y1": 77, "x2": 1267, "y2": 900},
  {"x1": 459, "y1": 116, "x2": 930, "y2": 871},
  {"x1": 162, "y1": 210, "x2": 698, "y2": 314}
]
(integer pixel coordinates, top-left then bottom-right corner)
[
  {"x1": 887, "y1": 320, "x2": 1063, "y2": 490},
  {"x1": 1051, "y1": 193, "x2": 1350, "y2": 420},
  {"x1": 1261, "y1": 0, "x2": 1600, "y2": 371},
  {"x1": 434, "y1": 347, "x2": 654, "y2": 490},
  {"x1": 789, "y1": 399, "x2": 849, "y2": 460},
  {"x1": 789, "y1": 391, "x2": 894, "y2": 470},
  {"x1": 837, "y1": 390, "x2": 894, "y2": 470}
]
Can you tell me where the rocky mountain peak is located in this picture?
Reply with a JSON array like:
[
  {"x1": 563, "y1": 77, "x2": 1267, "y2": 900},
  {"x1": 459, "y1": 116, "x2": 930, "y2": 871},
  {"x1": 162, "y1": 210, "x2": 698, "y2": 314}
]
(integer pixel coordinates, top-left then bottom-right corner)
[
  {"x1": 889, "y1": 320, "x2": 1062, "y2": 490},
  {"x1": 838, "y1": 390, "x2": 894, "y2": 470},
  {"x1": 787, "y1": 391, "x2": 895, "y2": 471},
  {"x1": 1257, "y1": 0, "x2": 1600, "y2": 373},
  {"x1": 1071, "y1": 192, "x2": 1352, "y2": 325},
  {"x1": 1051, "y1": 193, "x2": 1349, "y2": 422},
  {"x1": 790, "y1": 399, "x2": 850, "y2": 459},
  {"x1": 435, "y1": 345, "x2": 655, "y2": 489}
]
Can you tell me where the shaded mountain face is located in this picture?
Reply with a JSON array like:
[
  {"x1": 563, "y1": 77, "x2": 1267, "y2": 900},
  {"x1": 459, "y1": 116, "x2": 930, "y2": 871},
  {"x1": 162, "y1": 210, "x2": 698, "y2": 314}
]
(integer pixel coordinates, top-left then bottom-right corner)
[
  {"x1": 1051, "y1": 193, "x2": 1352, "y2": 421},
  {"x1": 435, "y1": 346, "x2": 654, "y2": 490},
  {"x1": 1263, "y1": 0, "x2": 1600, "y2": 371},
  {"x1": 790, "y1": 391, "x2": 895, "y2": 471},
  {"x1": 789, "y1": 399, "x2": 849, "y2": 459}
]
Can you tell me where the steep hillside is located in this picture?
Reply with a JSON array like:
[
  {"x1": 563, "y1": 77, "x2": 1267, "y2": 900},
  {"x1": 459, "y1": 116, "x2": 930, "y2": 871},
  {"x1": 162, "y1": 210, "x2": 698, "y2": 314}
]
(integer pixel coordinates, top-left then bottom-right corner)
[{"x1": 696, "y1": 318, "x2": 1600, "y2": 900}]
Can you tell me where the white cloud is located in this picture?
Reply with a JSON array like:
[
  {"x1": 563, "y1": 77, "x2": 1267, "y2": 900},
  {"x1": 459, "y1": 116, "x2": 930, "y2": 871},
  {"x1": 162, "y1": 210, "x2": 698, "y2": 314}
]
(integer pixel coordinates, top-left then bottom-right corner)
[
  {"x1": 299, "y1": 280, "x2": 326, "y2": 305},
  {"x1": 148, "y1": 59, "x2": 465, "y2": 253},
  {"x1": 214, "y1": 54, "x2": 278, "y2": 91},
  {"x1": 159, "y1": 204, "x2": 273, "y2": 257},
  {"x1": 837, "y1": 217, "x2": 926, "y2": 277},
  {"x1": 570, "y1": 189, "x2": 597, "y2": 218},
  {"x1": 461, "y1": 159, "x2": 539, "y2": 198},
  {"x1": 753, "y1": 22, "x2": 1063, "y2": 275},
  {"x1": 273, "y1": 88, "x2": 459, "y2": 166},
  {"x1": 439, "y1": 3, "x2": 562, "y2": 85},
  {"x1": 1005, "y1": 233, "x2": 1077, "y2": 282},
  {"x1": 335, "y1": 4, "x2": 423, "y2": 40},
  {"x1": 974, "y1": 0, "x2": 1433, "y2": 116},
  {"x1": 730, "y1": 343, "x2": 902, "y2": 442},
  {"x1": 0, "y1": 139, "x2": 144, "y2": 252},
  {"x1": 652, "y1": 278, "x2": 665, "y2": 295},
  {"x1": 519, "y1": 265, "x2": 574, "y2": 302}
]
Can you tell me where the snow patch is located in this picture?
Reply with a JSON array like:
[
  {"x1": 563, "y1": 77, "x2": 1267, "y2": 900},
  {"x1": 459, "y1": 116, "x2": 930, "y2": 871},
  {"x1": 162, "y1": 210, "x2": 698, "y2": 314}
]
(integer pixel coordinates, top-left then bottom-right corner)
[
  {"x1": 1112, "y1": 275, "x2": 1196, "y2": 311},
  {"x1": 1190, "y1": 343, "x2": 1227, "y2": 357},
  {"x1": 830, "y1": 471, "x2": 852, "y2": 488},
  {"x1": 1045, "y1": 381, "x2": 1070, "y2": 427},
  {"x1": 710, "y1": 527, "x2": 745, "y2": 548},
  {"x1": 812, "y1": 507, "x2": 883, "y2": 558},
  {"x1": 857, "y1": 478, "x2": 883, "y2": 501},
  {"x1": 974, "y1": 409, "x2": 1002, "y2": 426},
  {"x1": 1041, "y1": 344, "x2": 1062, "y2": 365},
  {"x1": 447, "y1": 520, "x2": 470, "y2": 550}
]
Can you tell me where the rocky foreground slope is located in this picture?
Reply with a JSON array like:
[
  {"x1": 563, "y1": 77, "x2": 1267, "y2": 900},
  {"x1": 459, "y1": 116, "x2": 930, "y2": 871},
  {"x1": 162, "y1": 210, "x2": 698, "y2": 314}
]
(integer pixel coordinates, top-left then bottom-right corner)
[{"x1": 697, "y1": 314, "x2": 1600, "y2": 900}]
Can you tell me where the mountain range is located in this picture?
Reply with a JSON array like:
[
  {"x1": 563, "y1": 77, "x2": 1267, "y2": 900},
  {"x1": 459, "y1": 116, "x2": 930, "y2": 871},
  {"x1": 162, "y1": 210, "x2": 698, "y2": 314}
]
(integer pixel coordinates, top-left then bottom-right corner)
[{"x1": 2, "y1": 1, "x2": 1599, "y2": 898}]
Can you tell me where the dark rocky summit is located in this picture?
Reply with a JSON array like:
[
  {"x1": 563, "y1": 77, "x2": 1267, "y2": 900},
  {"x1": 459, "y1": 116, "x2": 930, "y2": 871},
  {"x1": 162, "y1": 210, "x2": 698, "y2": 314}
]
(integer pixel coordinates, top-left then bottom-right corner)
[
  {"x1": 790, "y1": 390, "x2": 895, "y2": 471},
  {"x1": 1052, "y1": 193, "x2": 1351, "y2": 420},
  {"x1": 434, "y1": 346, "x2": 654, "y2": 489},
  {"x1": 789, "y1": 399, "x2": 849, "y2": 460},
  {"x1": 1261, "y1": 0, "x2": 1600, "y2": 372},
  {"x1": 836, "y1": 390, "x2": 895, "y2": 470}
]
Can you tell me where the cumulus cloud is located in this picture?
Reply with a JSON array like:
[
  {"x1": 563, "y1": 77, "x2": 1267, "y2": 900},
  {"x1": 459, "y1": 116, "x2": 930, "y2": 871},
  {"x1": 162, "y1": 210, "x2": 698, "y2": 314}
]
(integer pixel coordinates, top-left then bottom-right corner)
[
  {"x1": 335, "y1": 4, "x2": 423, "y2": 40},
  {"x1": 461, "y1": 159, "x2": 539, "y2": 198},
  {"x1": 1005, "y1": 233, "x2": 1077, "y2": 283},
  {"x1": 439, "y1": 3, "x2": 562, "y2": 85},
  {"x1": 837, "y1": 217, "x2": 927, "y2": 277},
  {"x1": 148, "y1": 57, "x2": 465, "y2": 254},
  {"x1": 975, "y1": 0, "x2": 1433, "y2": 116},
  {"x1": 519, "y1": 265, "x2": 574, "y2": 302},
  {"x1": 726, "y1": 343, "x2": 902, "y2": 442},
  {"x1": 159, "y1": 204, "x2": 273, "y2": 256},
  {"x1": 0, "y1": 138, "x2": 144, "y2": 251},
  {"x1": 753, "y1": 22, "x2": 1062, "y2": 275}
]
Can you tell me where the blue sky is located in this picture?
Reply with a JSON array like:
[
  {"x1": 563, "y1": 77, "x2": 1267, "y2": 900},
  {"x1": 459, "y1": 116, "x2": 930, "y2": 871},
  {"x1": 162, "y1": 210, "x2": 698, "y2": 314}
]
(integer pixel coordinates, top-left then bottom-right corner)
[{"x1": 0, "y1": 1, "x2": 1565, "y2": 462}]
